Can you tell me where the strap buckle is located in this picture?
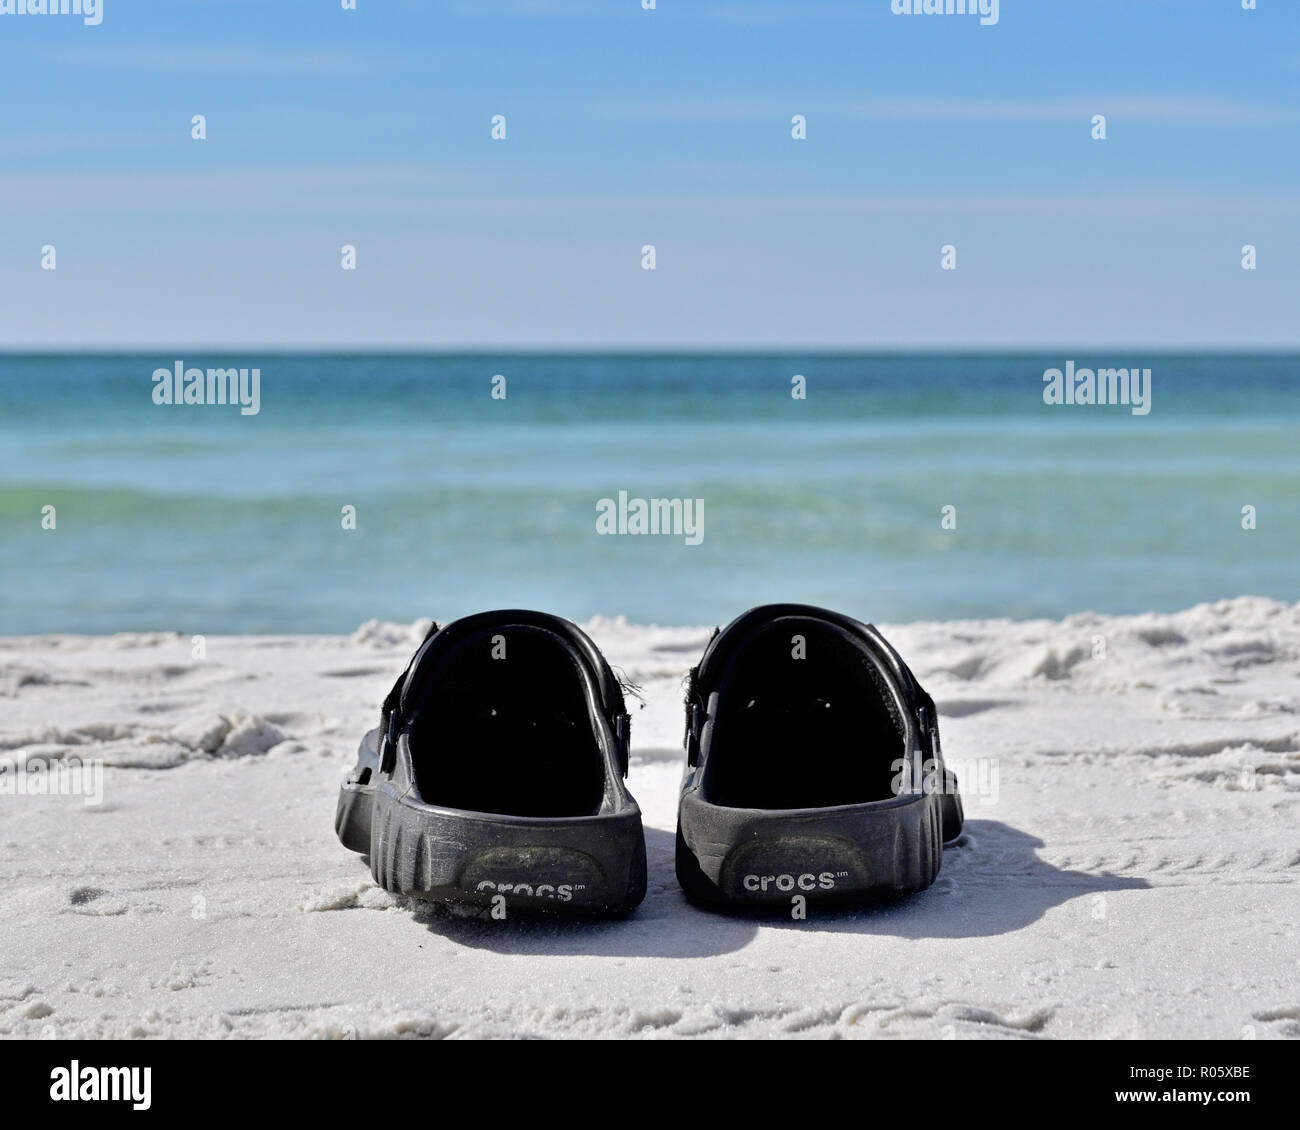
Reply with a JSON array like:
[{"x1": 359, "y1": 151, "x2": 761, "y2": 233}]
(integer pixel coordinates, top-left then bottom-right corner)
[
  {"x1": 685, "y1": 701, "x2": 707, "y2": 767},
  {"x1": 614, "y1": 713, "x2": 631, "y2": 778}
]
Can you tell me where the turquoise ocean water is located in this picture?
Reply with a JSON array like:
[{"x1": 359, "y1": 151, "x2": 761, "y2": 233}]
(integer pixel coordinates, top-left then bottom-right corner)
[{"x1": 1, "y1": 353, "x2": 1296, "y2": 634}]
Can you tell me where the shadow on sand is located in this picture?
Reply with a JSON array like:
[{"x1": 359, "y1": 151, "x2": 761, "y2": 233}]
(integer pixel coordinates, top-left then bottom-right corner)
[{"x1": 398, "y1": 820, "x2": 1150, "y2": 957}]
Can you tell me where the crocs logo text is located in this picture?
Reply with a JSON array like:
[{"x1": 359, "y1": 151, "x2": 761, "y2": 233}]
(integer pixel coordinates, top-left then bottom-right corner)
[
  {"x1": 475, "y1": 880, "x2": 584, "y2": 901},
  {"x1": 742, "y1": 871, "x2": 848, "y2": 893}
]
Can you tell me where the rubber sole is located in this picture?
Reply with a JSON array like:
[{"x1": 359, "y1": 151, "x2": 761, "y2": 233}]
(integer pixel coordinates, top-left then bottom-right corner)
[
  {"x1": 336, "y1": 732, "x2": 647, "y2": 916},
  {"x1": 676, "y1": 786, "x2": 964, "y2": 909}
]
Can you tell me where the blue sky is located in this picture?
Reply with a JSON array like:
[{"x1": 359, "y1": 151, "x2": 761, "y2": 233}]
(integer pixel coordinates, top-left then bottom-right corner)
[{"x1": 1, "y1": 0, "x2": 1297, "y2": 348}]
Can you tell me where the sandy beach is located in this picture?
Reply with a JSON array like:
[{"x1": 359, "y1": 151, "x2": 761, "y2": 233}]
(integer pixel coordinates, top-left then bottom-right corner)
[{"x1": 1, "y1": 599, "x2": 1296, "y2": 1040}]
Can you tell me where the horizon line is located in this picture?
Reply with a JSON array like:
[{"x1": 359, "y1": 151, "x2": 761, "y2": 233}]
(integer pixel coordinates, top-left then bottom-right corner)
[{"x1": 3, "y1": 345, "x2": 1298, "y2": 357}]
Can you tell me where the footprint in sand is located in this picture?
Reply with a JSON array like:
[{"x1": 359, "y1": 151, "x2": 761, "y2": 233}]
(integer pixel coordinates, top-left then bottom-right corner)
[{"x1": 68, "y1": 886, "x2": 107, "y2": 906}]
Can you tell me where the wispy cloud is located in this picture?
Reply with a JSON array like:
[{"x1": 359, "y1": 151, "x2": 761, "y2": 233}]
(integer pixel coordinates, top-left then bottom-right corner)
[
  {"x1": 449, "y1": 0, "x2": 873, "y2": 19},
  {"x1": 37, "y1": 44, "x2": 376, "y2": 78},
  {"x1": 608, "y1": 95, "x2": 1296, "y2": 126},
  {"x1": 845, "y1": 96, "x2": 1298, "y2": 125},
  {"x1": 0, "y1": 163, "x2": 459, "y2": 215},
  {"x1": 3, "y1": 166, "x2": 1292, "y2": 222},
  {"x1": 0, "y1": 129, "x2": 174, "y2": 159},
  {"x1": 447, "y1": 0, "x2": 608, "y2": 14}
]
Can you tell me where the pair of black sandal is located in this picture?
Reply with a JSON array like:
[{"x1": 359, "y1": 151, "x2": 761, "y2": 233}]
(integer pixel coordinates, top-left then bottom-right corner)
[{"x1": 335, "y1": 604, "x2": 963, "y2": 915}]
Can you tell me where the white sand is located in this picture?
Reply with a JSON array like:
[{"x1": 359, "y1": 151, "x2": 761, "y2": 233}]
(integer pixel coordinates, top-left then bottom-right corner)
[{"x1": 1, "y1": 599, "x2": 1297, "y2": 1040}]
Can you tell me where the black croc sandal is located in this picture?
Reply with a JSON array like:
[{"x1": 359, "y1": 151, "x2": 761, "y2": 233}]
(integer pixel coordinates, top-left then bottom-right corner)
[
  {"x1": 337, "y1": 610, "x2": 646, "y2": 915},
  {"x1": 676, "y1": 604, "x2": 962, "y2": 909}
]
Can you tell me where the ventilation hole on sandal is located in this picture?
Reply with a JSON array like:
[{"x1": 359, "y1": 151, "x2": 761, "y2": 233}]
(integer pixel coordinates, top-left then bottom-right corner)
[{"x1": 357, "y1": 767, "x2": 372, "y2": 786}]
